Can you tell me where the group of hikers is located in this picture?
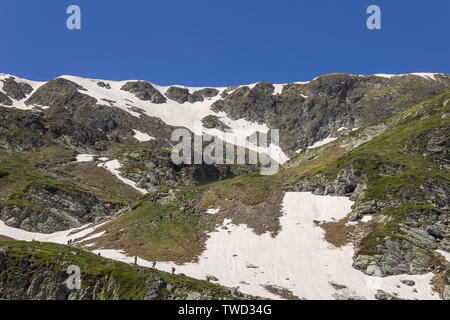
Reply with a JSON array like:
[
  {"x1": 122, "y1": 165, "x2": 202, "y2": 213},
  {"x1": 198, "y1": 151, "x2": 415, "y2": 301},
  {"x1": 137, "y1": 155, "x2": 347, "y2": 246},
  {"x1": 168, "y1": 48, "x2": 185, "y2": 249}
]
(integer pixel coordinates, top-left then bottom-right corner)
[
  {"x1": 150, "y1": 195, "x2": 160, "y2": 203},
  {"x1": 149, "y1": 212, "x2": 174, "y2": 225},
  {"x1": 150, "y1": 192, "x2": 197, "y2": 214},
  {"x1": 132, "y1": 256, "x2": 176, "y2": 275},
  {"x1": 183, "y1": 203, "x2": 196, "y2": 214},
  {"x1": 147, "y1": 192, "x2": 199, "y2": 227}
]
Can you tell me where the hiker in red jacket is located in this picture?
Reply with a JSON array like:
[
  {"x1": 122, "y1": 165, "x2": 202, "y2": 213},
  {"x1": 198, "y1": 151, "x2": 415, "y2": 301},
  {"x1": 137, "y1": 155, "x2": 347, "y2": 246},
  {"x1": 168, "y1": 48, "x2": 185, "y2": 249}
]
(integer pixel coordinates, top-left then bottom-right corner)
[{"x1": 171, "y1": 267, "x2": 176, "y2": 275}]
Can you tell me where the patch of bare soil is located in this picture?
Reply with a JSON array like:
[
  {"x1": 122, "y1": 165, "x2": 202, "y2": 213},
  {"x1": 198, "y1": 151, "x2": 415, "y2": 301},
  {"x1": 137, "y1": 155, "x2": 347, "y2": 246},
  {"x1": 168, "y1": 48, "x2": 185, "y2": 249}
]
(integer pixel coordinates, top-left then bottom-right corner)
[
  {"x1": 318, "y1": 213, "x2": 378, "y2": 248},
  {"x1": 431, "y1": 272, "x2": 448, "y2": 300},
  {"x1": 0, "y1": 235, "x2": 15, "y2": 242},
  {"x1": 316, "y1": 218, "x2": 355, "y2": 247}
]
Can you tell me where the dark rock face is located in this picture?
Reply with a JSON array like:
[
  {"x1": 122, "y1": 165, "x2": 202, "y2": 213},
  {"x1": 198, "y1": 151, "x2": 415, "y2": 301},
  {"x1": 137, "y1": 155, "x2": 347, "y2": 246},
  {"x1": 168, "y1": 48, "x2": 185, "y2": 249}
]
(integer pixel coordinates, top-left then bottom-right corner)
[
  {"x1": 97, "y1": 81, "x2": 111, "y2": 89},
  {"x1": 1, "y1": 77, "x2": 33, "y2": 100},
  {"x1": 212, "y1": 74, "x2": 450, "y2": 151},
  {"x1": 25, "y1": 78, "x2": 96, "y2": 109},
  {"x1": 165, "y1": 86, "x2": 220, "y2": 104},
  {"x1": 0, "y1": 186, "x2": 123, "y2": 233},
  {"x1": 188, "y1": 88, "x2": 219, "y2": 103},
  {"x1": 0, "y1": 92, "x2": 13, "y2": 106},
  {"x1": 118, "y1": 148, "x2": 252, "y2": 192},
  {"x1": 165, "y1": 86, "x2": 189, "y2": 103},
  {"x1": 0, "y1": 106, "x2": 107, "y2": 151},
  {"x1": 201, "y1": 115, "x2": 231, "y2": 131},
  {"x1": 120, "y1": 81, "x2": 166, "y2": 103}
]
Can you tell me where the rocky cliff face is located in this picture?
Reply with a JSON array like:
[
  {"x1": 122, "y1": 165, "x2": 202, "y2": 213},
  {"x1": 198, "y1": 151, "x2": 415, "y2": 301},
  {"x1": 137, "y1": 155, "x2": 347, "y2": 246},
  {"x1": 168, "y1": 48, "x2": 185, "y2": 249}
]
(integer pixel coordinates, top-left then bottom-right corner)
[
  {"x1": 212, "y1": 73, "x2": 450, "y2": 152},
  {"x1": 1, "y1": 185, "x2": 123, "y2": 233}
]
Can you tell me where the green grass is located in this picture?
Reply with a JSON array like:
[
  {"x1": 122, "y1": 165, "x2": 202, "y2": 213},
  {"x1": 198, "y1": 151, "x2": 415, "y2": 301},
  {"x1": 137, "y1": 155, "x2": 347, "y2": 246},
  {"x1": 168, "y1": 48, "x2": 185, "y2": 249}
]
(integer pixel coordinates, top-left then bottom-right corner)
[
  {"x1": 94, "y1": 194, "x2": 204, "y2": 263},
  {"x1": 0, "y1": 146, "x2": 141, "y2": 211},
  {"x1": 0, "y1": 241, "x2": 233, "y2": 300},
  {"x1": 318, "y1": 91, "x2": 450, "y2": 204}
]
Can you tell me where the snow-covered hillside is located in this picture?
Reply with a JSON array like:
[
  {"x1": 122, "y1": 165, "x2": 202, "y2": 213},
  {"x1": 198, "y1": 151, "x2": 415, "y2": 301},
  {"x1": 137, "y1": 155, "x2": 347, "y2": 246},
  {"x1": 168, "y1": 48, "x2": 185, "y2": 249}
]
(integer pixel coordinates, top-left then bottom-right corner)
[
  {"x1": 1, "y1": 72, "x2": 446, "y2": 166},
  {"x1": 0, "y1": 192, "x2": 441, "y2": 300}
]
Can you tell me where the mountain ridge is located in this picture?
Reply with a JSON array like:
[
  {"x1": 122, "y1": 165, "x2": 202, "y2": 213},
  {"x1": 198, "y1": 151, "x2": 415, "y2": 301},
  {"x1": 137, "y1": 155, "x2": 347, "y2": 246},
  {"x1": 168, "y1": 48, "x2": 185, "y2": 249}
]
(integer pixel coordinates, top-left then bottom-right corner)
[{"x1": 0, "y1": 71, "x2": 449, "y2": 300}]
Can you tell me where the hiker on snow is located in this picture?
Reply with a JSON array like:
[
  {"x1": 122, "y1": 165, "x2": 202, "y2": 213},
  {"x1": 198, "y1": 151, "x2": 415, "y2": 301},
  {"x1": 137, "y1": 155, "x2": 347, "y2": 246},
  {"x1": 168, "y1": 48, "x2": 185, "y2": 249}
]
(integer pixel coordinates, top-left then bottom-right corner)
[{"x1": 171, "y1": 267, "x2": 176, "y2": 275}]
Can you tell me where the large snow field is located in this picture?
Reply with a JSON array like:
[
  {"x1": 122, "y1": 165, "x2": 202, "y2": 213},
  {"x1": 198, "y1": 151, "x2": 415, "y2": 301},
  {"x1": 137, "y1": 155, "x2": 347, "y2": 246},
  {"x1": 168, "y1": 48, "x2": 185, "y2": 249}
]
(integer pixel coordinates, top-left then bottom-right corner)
[
  {"x1": 94, "y1": 192, "x2": 439, "y2": 300},
  {"x1": 0, "y1": 192, "x2": 441, "y2": 300}
]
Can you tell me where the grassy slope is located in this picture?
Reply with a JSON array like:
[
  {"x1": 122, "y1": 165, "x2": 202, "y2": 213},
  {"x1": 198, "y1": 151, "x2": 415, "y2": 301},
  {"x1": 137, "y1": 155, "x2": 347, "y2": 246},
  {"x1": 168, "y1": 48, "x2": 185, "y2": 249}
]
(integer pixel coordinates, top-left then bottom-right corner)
[
  {"x1": 0, "y1": 240, "x2": 237, "y2": 300},
  {"x1": 0, "y1": 146, "x2": 141, "y2": 212},
  {"x1": 85, "y1": 190, "x2": 204, "y2": 263}
]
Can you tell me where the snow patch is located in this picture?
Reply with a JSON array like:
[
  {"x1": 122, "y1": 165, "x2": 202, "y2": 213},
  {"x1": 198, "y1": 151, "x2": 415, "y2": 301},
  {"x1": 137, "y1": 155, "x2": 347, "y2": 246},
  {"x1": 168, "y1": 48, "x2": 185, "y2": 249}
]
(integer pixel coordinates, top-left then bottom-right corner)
[
  {"x1": 80, "y1": 231, "x2": 106, "y2": 242},
  {"x1": 436, "y1": 250, "x2": 450, "y2": 263},
  {"x1": 361, "y1": 215, "x2": 373, "y2": 223},
  {"x1": 206, "y1": 208, "x2": 220, "y2": 215},
  {"x1": 307, "y1": 136, "x2": 337, "y2": 149},
  {"x1": 132, "y1": 129, "x2": 155, "y2": 142},
  {"x1": 76, "y1": 154, "x2": 95, "y2": 162},
  {"x1": 373, "y1": 73, "x2": 442, "y2": 80},
  {"x1": 0, "y1": 220, "x2": 107, "y2": 244},
  {"x1": 272, "y1": 84, "x2": 285, "y2": 95},
  {"x1": 98, "y1": 160, "x2": 148, "y2": 194}
]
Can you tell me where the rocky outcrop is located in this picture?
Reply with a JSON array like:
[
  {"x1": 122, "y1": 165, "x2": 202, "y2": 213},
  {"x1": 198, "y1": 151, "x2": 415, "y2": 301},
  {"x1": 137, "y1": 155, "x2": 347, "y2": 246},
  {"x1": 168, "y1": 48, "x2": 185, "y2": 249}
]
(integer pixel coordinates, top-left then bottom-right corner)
[
  {"x1": 0, "y1": 92, "x2": 13, "y2": 106},
  {"x1": 201, "y1": 115, "x2": 231, "y2": 131},
  {"x1": 212, "y1": 74, "x2": 450, "y2": 151},
  {"x1": 0, "y1": 106, "x2": 107, "y2": 151},
  {"x1": 119, "y1": 148, "x2": 255, "y2": 191},
  {"x1": 120, "y1": 81, "x2": 166, "y2": 103},
  {"x1": 26, "y1": 78, "x2": 95, "y2": 109},
  {"x1": 97, "y1": 81, "x2": 111, "y2": 89},
  {"x1": 0, "y1": 186, "x2": 124, "y2": 233},
  {"x1": 165, "y1": 86, "x2": 219, "y2": 104},
  {"x1": 1, "y1": 77, "x2": 33, "y2": 100},
  {"x1": 165, "y1": 86, "x2": 189, "y2": 103},
  {"x1": 283, "y1": 92, "x2": 450, "y2": 279},
  {"x1": 189, "y1": 88, "x2": 219, "y2": 102}
]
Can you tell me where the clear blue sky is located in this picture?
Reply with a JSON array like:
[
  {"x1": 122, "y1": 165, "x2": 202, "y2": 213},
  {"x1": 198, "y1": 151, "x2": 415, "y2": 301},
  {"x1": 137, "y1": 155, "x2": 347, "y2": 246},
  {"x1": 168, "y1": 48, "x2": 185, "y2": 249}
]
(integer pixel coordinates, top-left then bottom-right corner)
[{"x1": 0, "y1": 0, "x2": 448, "y2": 86}]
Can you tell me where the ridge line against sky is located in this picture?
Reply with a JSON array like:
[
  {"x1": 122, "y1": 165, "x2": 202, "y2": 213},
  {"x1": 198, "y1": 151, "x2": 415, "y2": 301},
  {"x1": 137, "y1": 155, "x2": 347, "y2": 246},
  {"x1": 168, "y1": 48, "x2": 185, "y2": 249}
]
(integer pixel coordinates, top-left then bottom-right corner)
[
  {"x1": 0, "y1": 0, "x2": 449, "y2": 87},
  {"x1": 0, "y1": 72, "x2": 447, "y2": 88}
]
